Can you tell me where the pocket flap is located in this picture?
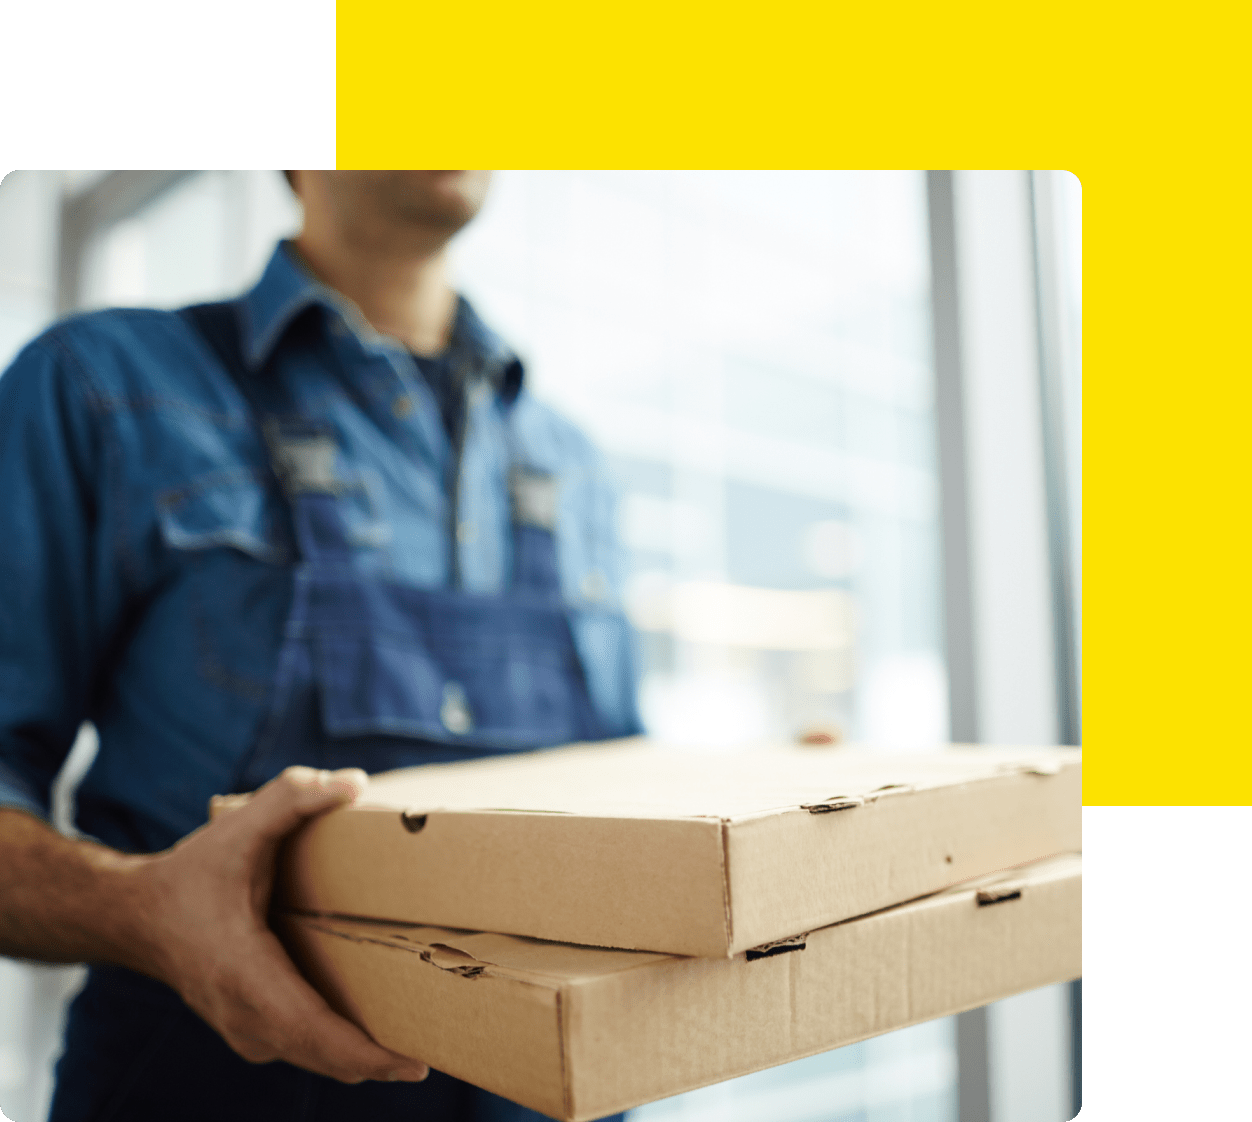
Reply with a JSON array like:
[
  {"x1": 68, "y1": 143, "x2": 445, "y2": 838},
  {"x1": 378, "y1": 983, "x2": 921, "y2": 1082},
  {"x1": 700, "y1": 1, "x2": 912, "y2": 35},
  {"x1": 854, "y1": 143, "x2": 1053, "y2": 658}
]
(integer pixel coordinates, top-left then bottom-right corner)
[{"x1": 156, "y1": 472, "x2": 287, "y2": 562}]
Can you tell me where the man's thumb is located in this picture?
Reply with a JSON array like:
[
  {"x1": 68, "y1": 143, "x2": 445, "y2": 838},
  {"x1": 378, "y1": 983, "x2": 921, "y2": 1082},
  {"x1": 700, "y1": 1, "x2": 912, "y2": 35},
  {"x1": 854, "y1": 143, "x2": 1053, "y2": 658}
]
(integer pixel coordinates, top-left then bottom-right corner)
[{"x1": 217, "y1": 766, "x2": 368, "y2": 845}]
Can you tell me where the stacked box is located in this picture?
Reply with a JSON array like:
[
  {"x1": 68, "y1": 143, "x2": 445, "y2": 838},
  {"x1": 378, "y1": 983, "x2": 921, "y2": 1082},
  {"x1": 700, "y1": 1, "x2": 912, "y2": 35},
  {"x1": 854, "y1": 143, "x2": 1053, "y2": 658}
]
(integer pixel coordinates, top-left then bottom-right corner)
[{"x1": 268, "y1": 740, "x2": 1081, "y2": 1119}]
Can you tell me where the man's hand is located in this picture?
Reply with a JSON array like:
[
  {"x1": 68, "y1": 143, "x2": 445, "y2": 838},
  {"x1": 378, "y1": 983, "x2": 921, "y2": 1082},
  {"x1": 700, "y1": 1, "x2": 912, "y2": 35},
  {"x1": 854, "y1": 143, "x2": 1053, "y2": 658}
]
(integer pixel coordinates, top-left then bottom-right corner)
[
  {"x1": 0, "y1": 767, "x2": 429, "y2": 1085},
  {"x1": 137, "y1": 766, "x2": 429, "y2": 1083}
]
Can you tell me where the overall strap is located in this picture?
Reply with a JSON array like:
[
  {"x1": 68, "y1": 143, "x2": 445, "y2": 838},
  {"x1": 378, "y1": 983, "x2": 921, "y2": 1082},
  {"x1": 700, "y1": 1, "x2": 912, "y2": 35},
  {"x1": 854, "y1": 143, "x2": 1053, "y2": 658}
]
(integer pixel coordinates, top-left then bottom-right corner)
[
  {"x1": 508, "y1": 461, "x2": 563, "y2": 593},
  {"x1": 179, "y1": 301, "x2": 355, "y2": 566}
]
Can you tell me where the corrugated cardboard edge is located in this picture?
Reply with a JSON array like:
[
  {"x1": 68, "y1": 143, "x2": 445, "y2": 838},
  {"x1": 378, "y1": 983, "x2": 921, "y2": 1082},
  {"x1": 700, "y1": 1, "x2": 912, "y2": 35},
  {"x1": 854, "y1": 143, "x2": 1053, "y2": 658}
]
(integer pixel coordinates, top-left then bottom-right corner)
[
  {"x1": 274, "y1": 747, "x2": 1079, "y2": 961},
  {"x1": 283, "y1": 853, "x2": 1079, "y2": 1122},
  {"x1": 557, "y1": 990, "x2": 571, "y2": 1122},
  {"x1": 564, "y1": 853, "x2": 1080, "y2": 1120},
  {"x1": 281, "y1": 809, "x2": 733, "y2": 958},
  {"x1": 278, "y1": 914, "x2": 570, "y2": 1117},
  {"x1": 721, "y1": 757, "x2": 1081, "y2": 954}
]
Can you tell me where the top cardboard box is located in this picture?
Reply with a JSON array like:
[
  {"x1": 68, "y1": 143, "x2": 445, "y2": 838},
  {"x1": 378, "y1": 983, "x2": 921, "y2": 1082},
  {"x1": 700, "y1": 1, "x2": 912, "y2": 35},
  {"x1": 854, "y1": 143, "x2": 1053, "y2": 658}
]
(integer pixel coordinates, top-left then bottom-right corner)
[{"x1": 279, "y1": 739, "x2": 1081, "y2": 958}]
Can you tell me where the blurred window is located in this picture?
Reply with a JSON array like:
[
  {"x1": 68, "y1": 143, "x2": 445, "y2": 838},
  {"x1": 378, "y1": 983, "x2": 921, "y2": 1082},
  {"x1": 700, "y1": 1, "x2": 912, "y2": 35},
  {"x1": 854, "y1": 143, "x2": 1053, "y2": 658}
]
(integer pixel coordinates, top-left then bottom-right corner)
[
  {"x1": 452, "y1": 171, "x2": 946, "y2": 753},
  {"x1": 0, "y1": 171, "x2": 62, "y2": 369},
  {"x1": 78, "y1": 170, "x2": 300, "y2": 310}
]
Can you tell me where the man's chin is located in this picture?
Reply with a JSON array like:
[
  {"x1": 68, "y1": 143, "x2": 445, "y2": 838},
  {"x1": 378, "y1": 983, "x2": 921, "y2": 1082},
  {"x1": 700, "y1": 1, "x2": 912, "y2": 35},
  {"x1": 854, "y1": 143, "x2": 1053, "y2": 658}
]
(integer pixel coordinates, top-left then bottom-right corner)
[{"x1": 389, "y1": 171, "x2": 491, "y2": 230}]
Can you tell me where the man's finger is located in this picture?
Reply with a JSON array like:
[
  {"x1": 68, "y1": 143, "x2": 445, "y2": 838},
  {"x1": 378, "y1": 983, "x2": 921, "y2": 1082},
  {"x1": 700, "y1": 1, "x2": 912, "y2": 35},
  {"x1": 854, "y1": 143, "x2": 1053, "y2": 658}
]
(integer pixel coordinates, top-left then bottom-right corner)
[
  {"x1": 278, "y1": 999, "x2": 429, "y2": 1083},
  {"x1": 241, "y1": 946, "x2": 428, "y2": 1083},
  {"x1": 208, "y1": 793, "x2": 253, "y2": 820},
  {"x1": 214, "y1": 767, "x2": 369, "y2": 847}
]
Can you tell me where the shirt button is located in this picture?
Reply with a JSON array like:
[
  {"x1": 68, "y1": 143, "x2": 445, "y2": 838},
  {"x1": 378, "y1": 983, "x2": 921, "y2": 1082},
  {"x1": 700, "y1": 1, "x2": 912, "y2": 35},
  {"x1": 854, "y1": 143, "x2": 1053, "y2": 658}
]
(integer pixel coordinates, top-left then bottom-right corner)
[
  {"x1": 581, "y1": 569, "x2": 609, "y2": 602},
  {"x1": 440, "y1": 682, "x2": 474, "y2": 734},
  {"x1": 391, "y1": 396, "x2": 414, "y2": 419}
]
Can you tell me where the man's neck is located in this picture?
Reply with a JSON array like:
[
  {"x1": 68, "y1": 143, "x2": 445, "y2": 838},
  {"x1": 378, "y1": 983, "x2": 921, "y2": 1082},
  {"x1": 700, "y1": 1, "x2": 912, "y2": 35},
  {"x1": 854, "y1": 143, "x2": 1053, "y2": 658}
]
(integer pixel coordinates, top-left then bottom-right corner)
[{"x1": 292, "y1": 230, "x2": 457, "y2": 358}]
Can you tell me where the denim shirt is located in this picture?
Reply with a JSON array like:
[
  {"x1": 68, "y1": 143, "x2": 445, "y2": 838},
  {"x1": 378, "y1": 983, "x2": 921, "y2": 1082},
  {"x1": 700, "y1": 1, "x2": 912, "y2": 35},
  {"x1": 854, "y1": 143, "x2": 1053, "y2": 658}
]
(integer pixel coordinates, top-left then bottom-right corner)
[{"x1": 0, "y1": 243, "x2": 637, "y2": 853}]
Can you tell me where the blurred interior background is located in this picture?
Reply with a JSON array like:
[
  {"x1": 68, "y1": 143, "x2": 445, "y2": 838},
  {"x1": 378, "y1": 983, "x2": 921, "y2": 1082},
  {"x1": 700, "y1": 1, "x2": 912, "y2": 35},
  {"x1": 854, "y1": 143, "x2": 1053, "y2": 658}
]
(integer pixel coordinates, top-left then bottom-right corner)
[{"x1": 0, "y1": 169, "x2": 1081, "y2": 1122}]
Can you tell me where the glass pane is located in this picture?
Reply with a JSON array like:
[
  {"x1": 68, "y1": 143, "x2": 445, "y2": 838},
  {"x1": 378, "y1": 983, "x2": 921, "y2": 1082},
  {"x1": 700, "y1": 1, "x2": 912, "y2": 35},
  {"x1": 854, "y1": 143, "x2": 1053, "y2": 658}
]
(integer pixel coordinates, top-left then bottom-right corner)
[
  {"x1": 630, "y1": 1019, "x2": 956, "y2": 1122},
  {"x1": 452, "y1": 171, "x2": 945, "y2": 752},
  {"x1": 79, "y1": 171, "x2": 299, "y2": 311}
]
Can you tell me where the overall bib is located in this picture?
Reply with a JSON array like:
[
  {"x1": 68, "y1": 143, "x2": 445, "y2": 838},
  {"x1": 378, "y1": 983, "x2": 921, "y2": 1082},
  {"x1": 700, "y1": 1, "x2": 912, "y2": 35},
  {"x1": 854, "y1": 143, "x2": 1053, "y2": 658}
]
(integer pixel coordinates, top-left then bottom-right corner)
[{"x1": 48, "y1": 303, "x2": 632, "y2": 1122}]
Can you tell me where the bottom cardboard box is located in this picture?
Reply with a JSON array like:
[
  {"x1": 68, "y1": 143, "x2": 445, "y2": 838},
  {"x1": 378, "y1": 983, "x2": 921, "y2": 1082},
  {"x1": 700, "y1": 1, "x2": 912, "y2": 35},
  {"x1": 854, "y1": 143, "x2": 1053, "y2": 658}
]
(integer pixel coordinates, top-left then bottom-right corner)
[{"x1": 279, "y1": 853, "x2": 1080, "y2": 1122}]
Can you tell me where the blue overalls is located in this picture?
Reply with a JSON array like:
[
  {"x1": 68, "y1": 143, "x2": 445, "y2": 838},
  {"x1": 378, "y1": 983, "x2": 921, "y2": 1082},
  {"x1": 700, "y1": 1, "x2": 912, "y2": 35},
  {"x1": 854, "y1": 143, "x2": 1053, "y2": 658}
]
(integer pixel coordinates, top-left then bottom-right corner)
[{"x1": 46, "y1": 302, "x2": 634, "y2": 1122}]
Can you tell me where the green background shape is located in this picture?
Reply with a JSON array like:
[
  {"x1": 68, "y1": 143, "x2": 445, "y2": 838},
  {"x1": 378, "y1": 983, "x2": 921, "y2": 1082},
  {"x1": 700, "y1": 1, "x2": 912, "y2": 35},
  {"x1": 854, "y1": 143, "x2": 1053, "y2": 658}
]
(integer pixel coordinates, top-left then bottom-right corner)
[{"x1": 1, "y1": 1, "x2": 333, "y2": 176}]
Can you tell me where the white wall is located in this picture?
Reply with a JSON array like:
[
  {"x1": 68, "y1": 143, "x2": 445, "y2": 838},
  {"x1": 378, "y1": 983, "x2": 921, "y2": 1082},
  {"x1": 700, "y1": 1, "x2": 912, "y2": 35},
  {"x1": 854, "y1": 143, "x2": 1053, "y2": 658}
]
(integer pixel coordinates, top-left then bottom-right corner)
[{"x1": 0, "y1": 171, "x2": 60, "y2": 369}]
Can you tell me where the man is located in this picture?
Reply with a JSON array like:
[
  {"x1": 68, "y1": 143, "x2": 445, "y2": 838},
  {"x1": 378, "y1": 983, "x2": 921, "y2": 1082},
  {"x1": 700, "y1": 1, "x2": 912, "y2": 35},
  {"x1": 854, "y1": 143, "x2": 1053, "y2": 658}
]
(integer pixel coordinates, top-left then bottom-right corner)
[{"x1": 0, "y1": 171, "x2": 639, "y2": 1120}]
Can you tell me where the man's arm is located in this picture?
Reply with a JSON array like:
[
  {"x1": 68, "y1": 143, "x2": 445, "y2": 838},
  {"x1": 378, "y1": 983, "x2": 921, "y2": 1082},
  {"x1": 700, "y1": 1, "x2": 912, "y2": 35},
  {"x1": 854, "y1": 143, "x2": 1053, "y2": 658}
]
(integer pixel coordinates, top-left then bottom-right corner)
[
  {"x1": 0, "y1": 339, "x2": 425, "y2": 1084},
  {"x1": 0, "y1": 766, "x2": 429, "y2": 1085}
]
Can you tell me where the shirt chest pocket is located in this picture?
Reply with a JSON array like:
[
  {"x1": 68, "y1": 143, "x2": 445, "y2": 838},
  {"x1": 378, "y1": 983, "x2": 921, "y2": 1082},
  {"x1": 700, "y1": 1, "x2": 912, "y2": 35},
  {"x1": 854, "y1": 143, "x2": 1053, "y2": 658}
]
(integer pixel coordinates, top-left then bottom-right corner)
[
  {"x1": 156, "y1": 472, "x2": 290, "y2": 562},
  {"x1": 156, "y1": 471, "x2": 391, "y2": 561}
]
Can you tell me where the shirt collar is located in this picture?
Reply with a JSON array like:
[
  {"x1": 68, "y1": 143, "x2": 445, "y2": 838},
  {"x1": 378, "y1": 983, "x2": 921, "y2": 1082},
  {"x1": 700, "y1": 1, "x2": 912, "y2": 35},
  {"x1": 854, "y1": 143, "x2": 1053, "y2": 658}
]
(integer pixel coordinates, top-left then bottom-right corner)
[
  {"x1": 445, "y1": 293, "x2": 525, "y2": 404},
  {"x1": 238, "y1": 240, "x2": 524, "y2": 401}
]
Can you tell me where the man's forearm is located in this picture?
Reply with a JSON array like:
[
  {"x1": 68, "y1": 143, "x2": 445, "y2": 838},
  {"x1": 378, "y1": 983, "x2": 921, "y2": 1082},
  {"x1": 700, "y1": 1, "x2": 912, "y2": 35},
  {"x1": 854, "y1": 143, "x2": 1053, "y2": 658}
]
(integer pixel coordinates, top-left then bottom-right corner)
[
  {"x1": 0, "y1": 808, "x2": 155, "y2": 971},
  {"x1": 0, "y1": 771, "x2": 430, "y2": 1084}
]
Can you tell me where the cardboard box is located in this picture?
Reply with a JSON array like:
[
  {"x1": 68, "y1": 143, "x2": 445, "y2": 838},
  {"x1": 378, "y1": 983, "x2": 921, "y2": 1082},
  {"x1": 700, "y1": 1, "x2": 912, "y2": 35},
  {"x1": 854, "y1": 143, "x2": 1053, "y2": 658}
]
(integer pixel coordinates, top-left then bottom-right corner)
[
  {"x1": 279, "y1": 740, "x2": 1081, "y2": 957},
  {"x1": 280, "y1": 852, "x2": 1081, "y2": 1122}
]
